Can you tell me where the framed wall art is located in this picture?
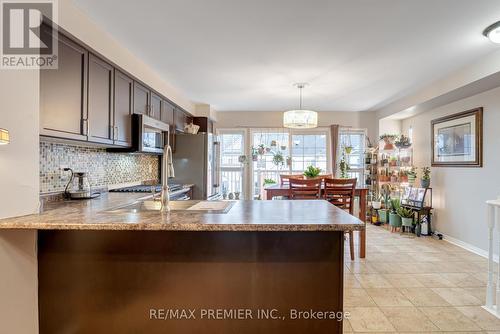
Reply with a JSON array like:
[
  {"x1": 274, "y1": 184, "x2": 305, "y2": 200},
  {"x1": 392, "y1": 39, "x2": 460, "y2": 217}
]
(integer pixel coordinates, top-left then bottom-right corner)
[{"x1": 431, "y1": 107, "x2": 483, "y2": 167}]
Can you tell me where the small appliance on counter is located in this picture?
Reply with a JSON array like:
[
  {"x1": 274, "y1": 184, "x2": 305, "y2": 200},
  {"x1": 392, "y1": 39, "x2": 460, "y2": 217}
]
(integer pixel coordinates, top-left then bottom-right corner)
[{"x1": 63, "y1": 168, "x2": 100, "y2": 200}]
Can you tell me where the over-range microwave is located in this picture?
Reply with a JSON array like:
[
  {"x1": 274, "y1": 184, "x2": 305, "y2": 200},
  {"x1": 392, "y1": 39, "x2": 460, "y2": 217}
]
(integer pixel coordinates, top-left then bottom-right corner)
[{"x1": 109, "y1": 114, "x2": 169, "y2": 154}]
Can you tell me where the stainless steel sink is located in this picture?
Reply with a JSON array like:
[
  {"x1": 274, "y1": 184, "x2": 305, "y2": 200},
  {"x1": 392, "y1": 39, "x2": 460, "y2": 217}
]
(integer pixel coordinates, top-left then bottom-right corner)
[{"x1": 105, "y1": 200, "x2": 235, "y2": 214}]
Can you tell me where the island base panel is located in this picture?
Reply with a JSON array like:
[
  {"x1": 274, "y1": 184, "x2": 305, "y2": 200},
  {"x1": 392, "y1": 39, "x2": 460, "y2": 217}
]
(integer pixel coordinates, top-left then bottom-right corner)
[{"x1": 38, "y1": 230, "x2": 344, "y2": 334}]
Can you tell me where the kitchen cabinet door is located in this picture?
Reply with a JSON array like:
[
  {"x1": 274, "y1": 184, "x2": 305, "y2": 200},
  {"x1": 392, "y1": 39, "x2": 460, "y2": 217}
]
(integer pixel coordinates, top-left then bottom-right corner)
[
  {"x1": 113, "y1": 70, "x2": 133, "y2": 147},
  {"x1": 40, "y1": 30, "x2": 88, "y2": 141},
  {"x1": 87, "y1": 54, "x2": 114, "y2": 144},
  {"x1": 150, "y1": 92, "x2": 162, "y2": 121},
  {"x1": 133, "y1": 82, "x2": 150, "y2": 116},
  {"x1": 174, "y1": 108, "x2": 193, "y2": 132},
  {"x1": 161, "y1": 99, "x2": 175, "y2": 125}
]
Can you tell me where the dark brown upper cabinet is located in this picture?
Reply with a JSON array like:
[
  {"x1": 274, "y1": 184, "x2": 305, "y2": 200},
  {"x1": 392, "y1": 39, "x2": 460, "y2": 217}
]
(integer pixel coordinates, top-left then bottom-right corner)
[
  {"x1": 40, "y1": 31, "x2": 88, "y2": 141},
  {"x1": 133, "y1": 82, "x2": 150, "y2": 116},
  {"x1": 193, "y1": 117, "x2": 214, "y2": 133},
  {"x1": 174, "y1": 108, "x2": 193, "y2": 132},
  {"x1": 150, "y1": 92, "x2": 162, "y2": 121},
  {"x1": 113, "y1": 70, "x2": 133, "y2": 147},
  {"x1": 87, "y1": 54, "x2": 114, "y2": 145},
  {"x1": 161, "y1": 99, "x2": 175, "y2": 125}
]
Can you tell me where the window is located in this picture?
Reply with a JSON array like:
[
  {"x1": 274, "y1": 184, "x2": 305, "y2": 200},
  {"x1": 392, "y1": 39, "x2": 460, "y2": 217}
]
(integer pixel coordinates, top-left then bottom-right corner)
[
  {"x1": 339, "y1": 128, "x2": 366, "y2": 185},
  {"x1": 251, "y1": 128, "x2": 330, "y2": 199},
  {"x1": 218, "y1": 130, "x2": 245, "y2": 197}
]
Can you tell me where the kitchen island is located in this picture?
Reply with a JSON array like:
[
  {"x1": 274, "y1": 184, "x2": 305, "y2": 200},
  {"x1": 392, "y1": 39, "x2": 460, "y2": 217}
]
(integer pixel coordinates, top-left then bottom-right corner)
[{"x1": 0, "y1": 194, "x2": 364, "y2": 334}]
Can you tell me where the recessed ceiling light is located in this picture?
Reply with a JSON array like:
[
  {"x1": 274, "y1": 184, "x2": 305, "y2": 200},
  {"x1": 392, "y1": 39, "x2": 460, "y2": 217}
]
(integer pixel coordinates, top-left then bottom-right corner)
[{"x1": 483, "y1": 21, "x2": 500, "y2": 44}]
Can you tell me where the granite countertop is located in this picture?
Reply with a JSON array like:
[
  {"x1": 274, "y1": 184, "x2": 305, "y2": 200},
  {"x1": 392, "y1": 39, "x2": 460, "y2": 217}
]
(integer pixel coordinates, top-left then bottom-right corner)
[{"x1": 0, "y1": 193, "x2": 365, "y2": 232}]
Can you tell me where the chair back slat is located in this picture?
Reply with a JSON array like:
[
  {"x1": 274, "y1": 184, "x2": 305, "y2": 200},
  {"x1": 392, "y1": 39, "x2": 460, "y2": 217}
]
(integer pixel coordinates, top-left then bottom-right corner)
[
  {"x1": 280, "y1": 174, "x2": 304, "y2": 185},
  {"x1": 289, "y1": 178, "x2": 322, "y2": 200},
  {"x1": 324, "y1": 178, "x2": 357, "y2": 214}
]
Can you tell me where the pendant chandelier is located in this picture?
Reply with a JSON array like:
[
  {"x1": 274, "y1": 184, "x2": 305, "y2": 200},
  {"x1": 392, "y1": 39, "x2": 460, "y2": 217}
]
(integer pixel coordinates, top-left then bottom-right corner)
[{"x1": 283, "y1": 83, "x2": 318, "y2": 129}]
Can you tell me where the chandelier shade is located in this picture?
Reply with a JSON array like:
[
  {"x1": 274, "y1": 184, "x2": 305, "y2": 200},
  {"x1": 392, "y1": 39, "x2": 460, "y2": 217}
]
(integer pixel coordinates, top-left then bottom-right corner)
[
  {"x1": 283, "y1": 83, "x2": 318, "y2": 129},
  {"x1": 0, "y1": 128, "x2": 10, "y2": 145},
  {"x1": 283, "y1": 110, "x2": 318, "y2": 129}
]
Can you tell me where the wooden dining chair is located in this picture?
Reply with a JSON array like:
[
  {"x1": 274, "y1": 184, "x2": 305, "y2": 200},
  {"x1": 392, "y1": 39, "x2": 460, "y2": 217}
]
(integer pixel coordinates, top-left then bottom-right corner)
[
  {"x1": 324, "y1": 178, "x2": 357, "y2": 261},
  {"x1": 289, "y1": 178, "x2": 322, "y2": 200},
  {"x1": 279, "y1": 174, "x2": 304, "y2": 185}
]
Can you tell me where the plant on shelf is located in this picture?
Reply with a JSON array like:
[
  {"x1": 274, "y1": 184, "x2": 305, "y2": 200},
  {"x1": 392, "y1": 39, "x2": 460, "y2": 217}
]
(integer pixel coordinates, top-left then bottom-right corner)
[
  {"x1": 378, "y1": 185, "x2": 391, "y2": 223},
  {"x1": 407, "y1": 167, "x2": 417, "y2": 185},
  {"x1": 395, "y1": 134, "x2": 412, "y2": 149},
  {"x1": 272, "y1": 151, "x2": 285, "y2": 167},
  {"x1": 421, "y1": 167, "x2": 431, "y2": 188},
  {"x1": 389, "y1": 198, "x2": 402, "y2": 232},
  {"x1": 371, "y1": 194, "x2": 382, "y2": 210},
  {"x1": 397, "y1": 206, "x2": 414, "y2": 228},
  {"x1": 303, "y1": 165, "x2": 321, "y2": 179},
  {"x1": 379, "y1": 134, "x2": 398, "y2": 150}
]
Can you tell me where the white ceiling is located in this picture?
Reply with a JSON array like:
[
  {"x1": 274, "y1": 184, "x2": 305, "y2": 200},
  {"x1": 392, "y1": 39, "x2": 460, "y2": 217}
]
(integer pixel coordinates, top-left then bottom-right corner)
[{"x1": 73, "y1": 0, "x2": 500, "y2": 112}]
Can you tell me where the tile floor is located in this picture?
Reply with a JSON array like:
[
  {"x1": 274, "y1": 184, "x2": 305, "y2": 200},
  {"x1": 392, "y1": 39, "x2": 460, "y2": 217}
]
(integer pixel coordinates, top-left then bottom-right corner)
[{"x1": 343, "y1": 224, "x2": 499, "y2": 333}]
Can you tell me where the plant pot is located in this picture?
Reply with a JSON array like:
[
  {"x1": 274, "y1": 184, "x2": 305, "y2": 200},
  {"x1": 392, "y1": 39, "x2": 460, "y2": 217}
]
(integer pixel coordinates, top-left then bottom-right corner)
[
  {"x1": 252, "y1": 154, "x2": 258, "y2": 161},
  {"x1": 421, "y1": 179, "x2": 430, "y2": 188},
  {"x1": 372, "y1": 201, "x2": 382, "y2": 209},
  {"x1": 389, "y1": 212, "x2": 402, "y2": 227},
  {"x1": 379, "y1": 209, "x2": 389, "y2": 223},
  {"x1": 390, "y1": 176, "x2": 397, "y2": 183},
  {"x1": 408, "y1": 176, "x2": 416, "y2": 185},
  {"x1": 401, "y1": 217, "x2": 413, "y2": 227},
  {"x1": 400, "y1": 176, "x2": 408, "y2": 183},
  {"x1": 383, "y1": 138, "x2": 395, "y2": 150}
]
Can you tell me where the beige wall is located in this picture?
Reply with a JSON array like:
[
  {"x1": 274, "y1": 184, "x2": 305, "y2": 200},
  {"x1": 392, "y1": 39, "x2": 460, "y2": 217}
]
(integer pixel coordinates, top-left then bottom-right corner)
[
  {"x1": 215, "y1": 110, "x2": 378, "y2": 141},
  {"x1": 59, "y1": 0, "x2": 195, "y2": 114},
  {"x1": 0, "y1": 69, "x2": 40, "y2": 333},
  {"x1": 402, "y1": 86, "x2": 500, "y2": 254}
]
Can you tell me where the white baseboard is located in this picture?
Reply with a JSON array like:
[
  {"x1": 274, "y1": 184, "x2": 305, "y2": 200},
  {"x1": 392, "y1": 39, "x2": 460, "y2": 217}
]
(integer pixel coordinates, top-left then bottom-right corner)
[{"x1": 443, "y1": 233, "x2": 499, "y2": 263}]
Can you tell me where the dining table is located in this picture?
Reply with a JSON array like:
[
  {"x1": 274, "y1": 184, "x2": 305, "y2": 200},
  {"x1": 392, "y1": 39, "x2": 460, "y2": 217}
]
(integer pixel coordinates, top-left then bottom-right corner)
[{"x1": 264, "y1": 184, "x2": 368, "y2": 258}]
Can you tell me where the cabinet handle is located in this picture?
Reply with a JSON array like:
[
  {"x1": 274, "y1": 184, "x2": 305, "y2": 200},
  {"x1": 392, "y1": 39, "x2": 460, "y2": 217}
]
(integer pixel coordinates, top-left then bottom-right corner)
[
  {"x1": 115, "y1": 126, "x2": 119, "y2": 141},
  {"x1": 84, "y1": 119, "x2": 90, "y2": 136}
]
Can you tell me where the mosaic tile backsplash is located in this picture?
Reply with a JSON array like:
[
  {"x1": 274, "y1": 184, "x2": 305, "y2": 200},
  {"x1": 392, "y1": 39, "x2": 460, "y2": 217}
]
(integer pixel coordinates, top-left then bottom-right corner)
[{"x1": 40, "y1": 141, "x2": 159, "y2": 194}]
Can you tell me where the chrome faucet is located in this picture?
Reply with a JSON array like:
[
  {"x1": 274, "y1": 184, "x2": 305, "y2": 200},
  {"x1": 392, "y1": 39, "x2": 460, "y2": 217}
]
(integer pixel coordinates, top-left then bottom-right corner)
[{"x1": 161, "y1": 144, "x2": 175, "y2": 212}]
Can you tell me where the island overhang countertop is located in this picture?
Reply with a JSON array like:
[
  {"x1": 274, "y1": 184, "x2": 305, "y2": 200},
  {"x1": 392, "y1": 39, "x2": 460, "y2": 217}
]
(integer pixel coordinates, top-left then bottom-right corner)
[{"x1": 0, "y1": 193, "x2": 365, "y2": 232}]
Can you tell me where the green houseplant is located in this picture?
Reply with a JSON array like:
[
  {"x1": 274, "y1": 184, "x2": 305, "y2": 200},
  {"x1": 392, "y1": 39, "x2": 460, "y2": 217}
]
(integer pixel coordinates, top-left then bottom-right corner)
[
  {"x1": 379, "y1": 134, "x2": 398, "y2": 150},
  {"x1": 303, "y1": 165, "x2": 321, "y2": 179},
  {"x1": 421, "y1": 167, "x2": 431, "y2": 188},
  {"x1": 389, "y1": 198, "x2": 402, "y2": 231},
  {"x1": 395, "y1": 134, "x2": 412, "y2": 149},
  {"x1": 263, "y1": 178, "x2": 276, "y2": 187},
  {"x1": 272, "y1": 151, "x2": 284, "y2": 167},
  {"x1": 407, "y1": 167, "x2": 417, "y2": 185},
  {"x1": 397, "y1": 207, "x2": 414, "y2": 227}
]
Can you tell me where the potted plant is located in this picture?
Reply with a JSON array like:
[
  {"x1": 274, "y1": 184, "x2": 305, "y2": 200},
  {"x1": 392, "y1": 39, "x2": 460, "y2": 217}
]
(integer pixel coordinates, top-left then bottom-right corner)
[
  {"x1": 379, "y1": 134, "x2": 398, "y2": 150},
  {"x1": 286, "y1": 156, "x2": 292, "y2": 167},
  {"x1": 280, "y1": 145, "x2": 287, "y2": 151},
  {"x1": 303, "y1": 165, "x2": 321, "y2": 179},
  {"x1": 257, "y1": 144, "x2": 266, "y2": 155},
  {"x1": 263, "y1": 178, "x2": 276, "y2": 188},
  {"x1": 251, "y1": 147, "x2": 258, "y2": 161},
  {"x1": 421, "y1": 167, "x2": 431, "y2": 188},
  {"x1": 270, "y1": 140, "x2": 277, "y2": 147},
  {"x1": 344, "y1": 145, "x2": 353, "y2": 155},
  {"x1": 272, "y1": 151, "x2": 284, "y2": 167},
  {"x1": 395, "y1": 134, "x2": 412, "y2": 149},
  {"x1": 407, "y1": 167, "x2": 417, "y2": 185},
  {"x1": 389, "y1": 157, "x2": 398, "y2": 167},
  {"x1": 371, "y1": 194, "x2": 382, "y2": 209},
  {"x1": 378, "y1": 186, "x2": 391, "y2": 223},
  {"x1": 388, "y1": 198, "x2": 402, "y2": 232},
  {"x1": 397, "y1": 206, "x2": 414, "y2": 228},
  {"x1": 390, "y1": 172, "x2": 397, "y2": 183},
  {"x1": 238, "y1": 155, "x2": 247, "y2": 164},
  {"x1": 399, "y1": 170, "x2": 408, "y2": 183}
]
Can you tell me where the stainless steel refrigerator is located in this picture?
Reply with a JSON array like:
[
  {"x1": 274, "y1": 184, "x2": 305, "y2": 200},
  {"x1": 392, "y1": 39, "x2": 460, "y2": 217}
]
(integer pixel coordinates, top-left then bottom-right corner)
[{"x1": 172, "y1": 133, "x2": 221, "y2": 200}]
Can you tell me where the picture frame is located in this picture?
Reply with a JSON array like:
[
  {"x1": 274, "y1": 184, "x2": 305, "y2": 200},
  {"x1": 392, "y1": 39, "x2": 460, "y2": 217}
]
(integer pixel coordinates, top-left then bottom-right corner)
[{"x1": 431, "y1": 107, "x2": 483, "y2": 167}]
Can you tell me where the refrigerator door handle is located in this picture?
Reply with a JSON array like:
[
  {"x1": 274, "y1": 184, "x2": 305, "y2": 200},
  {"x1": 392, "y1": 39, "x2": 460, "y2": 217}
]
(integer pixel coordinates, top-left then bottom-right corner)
[{"x1": 213, "y1": 141, "x2": 221, "y2": 188}]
